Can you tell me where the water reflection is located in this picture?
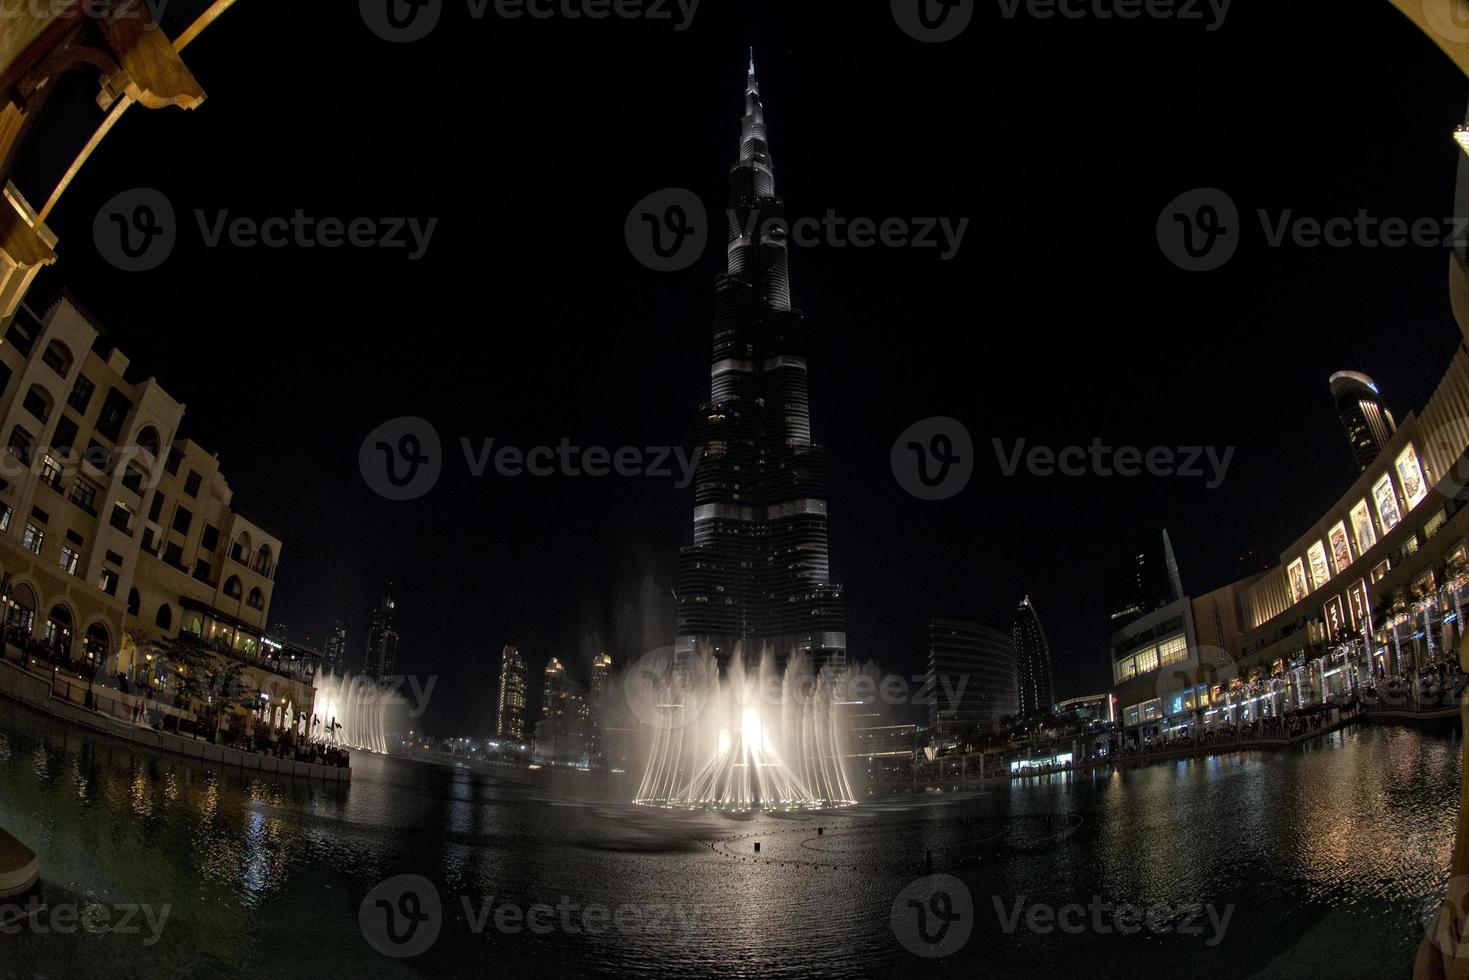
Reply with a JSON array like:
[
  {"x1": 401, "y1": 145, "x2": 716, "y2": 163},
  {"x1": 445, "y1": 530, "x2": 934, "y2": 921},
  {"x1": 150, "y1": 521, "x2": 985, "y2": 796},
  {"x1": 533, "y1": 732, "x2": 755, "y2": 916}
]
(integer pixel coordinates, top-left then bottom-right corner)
[{"x1": 0, "y1": 707, "x2": 1458, "y2": 979}]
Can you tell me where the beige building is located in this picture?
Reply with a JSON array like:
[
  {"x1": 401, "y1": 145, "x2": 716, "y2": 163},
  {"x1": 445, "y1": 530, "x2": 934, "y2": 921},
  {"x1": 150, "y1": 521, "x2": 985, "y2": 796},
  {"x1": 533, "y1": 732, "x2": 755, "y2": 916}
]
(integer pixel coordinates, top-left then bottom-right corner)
[{"x1": 0, "y1": 294, "x2": 312, "y2": 732}]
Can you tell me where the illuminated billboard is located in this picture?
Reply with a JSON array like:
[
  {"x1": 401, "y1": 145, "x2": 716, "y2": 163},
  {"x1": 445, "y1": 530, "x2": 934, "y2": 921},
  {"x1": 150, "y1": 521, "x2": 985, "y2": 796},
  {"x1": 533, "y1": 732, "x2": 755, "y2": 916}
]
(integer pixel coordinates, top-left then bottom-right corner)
[
  {"x1": 1307, "y1": 541, "x2": 1332, "y2": 590},
  {"x1": 1395, "y1": 444, "x2": 1427, "y2": 508},
  {"x1": 1328, "y1": 521, "x2": 1353, "y2": 574},
  {"x1": 1288, "y1": 557, "x2": 1310, "y2": 602},
  {"x1": 1350, "y1": 499, "x2": 1377, "y2": 555},
  {"x1": 1372, "y1": 474, "x2": 1402, "y2": 532}
]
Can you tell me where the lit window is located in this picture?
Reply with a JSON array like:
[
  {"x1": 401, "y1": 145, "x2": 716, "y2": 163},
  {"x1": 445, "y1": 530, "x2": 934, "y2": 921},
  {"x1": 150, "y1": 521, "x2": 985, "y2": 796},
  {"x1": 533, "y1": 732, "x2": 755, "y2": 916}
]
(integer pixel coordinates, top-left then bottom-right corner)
[
  {"x1": 21, "y1": 523, "x2": 43, "y2": 554},
  {"x1": 58, "y1": 546, "x2": 78, "y2": 575},
  {"x1": 38, "y1": 454, "x2": 61, "y2": 490},
  {"x1": 1134, "y1": 647, "x2": 1160, "y2": 674},
  {"x1": 1158, "y1": 635, "x2": 1189, "y2": 667}
]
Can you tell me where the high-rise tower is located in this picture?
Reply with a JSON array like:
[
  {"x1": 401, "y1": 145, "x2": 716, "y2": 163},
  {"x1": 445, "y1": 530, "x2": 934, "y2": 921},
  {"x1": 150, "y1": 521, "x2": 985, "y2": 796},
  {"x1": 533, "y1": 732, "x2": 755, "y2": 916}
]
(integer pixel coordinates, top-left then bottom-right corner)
[
  {"x1": 1330, "y1": 370, "x2": 1397, "y2": 473},
  {"x1": 675, "y1": 52, "x2": 847, "y2": 674},
  {"x1": 1011, "y1": 596, "x2": 1055, "y2": 720},
  {"x1": 363, "y1": 585, "x2": 399, "y2": 681},
  {"x1": 496, "y1": 644, "x2": 526, "y2": 742}
]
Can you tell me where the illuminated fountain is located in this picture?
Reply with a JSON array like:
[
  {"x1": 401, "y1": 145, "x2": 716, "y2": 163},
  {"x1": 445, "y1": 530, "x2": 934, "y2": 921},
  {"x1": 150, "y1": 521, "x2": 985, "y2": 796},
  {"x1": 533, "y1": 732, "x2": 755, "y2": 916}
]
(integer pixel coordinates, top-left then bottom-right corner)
[
  {"x1": 312, "y1": 672, "x2": 389, "y2": 754},
  {"x1": 633, "y1": 648, "x2": 855, "y2": 811}
]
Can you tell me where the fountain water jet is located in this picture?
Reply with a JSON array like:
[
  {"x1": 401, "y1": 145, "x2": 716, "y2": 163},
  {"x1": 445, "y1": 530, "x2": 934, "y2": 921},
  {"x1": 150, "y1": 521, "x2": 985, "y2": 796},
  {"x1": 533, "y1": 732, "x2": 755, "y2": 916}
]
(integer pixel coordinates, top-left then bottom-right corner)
[
  {"x1": 633, "y1": 647, "x2": 855, "y2": 811},
  {"x1": 312, "y1": 672, "x2": 390, "y2": 754}
]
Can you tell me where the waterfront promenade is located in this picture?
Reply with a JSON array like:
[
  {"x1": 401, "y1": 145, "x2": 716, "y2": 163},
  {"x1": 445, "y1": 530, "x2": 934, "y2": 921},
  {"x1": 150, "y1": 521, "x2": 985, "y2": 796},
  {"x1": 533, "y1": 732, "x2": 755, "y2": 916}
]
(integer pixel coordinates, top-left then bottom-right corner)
[
  {"x1": 0, "y1": 654, "x2": 349, "y2": 783},
  {"x1": 907, "y1": 697, "x2": 1459, "y2": 793}
]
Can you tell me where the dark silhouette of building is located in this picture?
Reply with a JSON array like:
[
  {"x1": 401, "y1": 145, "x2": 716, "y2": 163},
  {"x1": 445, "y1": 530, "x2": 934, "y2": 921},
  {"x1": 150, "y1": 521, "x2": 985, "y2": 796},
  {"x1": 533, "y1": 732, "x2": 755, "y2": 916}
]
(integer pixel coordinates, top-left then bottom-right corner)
[
  {"x1": 1011, "y1": 595, "x2": 1055, "y2": 719},
  {"x1": 675, "y1": 53, "x2": 846, "y2": 674},
  {"x1": 363, "y1": 584, "x2": 399, "y2": 681},
  {"x1": 322, "y1": 622, "x2": 347, "y2": 674},
  {"x1": 1330, "y1": 370, "x2": 1397, "y2": 473},
  {"x1": 1108, "y1": 529, "x2": 1184, "y2": 627},
  {"x1": 924, "y1": 619, "x2": 1018, "y2": 739}
]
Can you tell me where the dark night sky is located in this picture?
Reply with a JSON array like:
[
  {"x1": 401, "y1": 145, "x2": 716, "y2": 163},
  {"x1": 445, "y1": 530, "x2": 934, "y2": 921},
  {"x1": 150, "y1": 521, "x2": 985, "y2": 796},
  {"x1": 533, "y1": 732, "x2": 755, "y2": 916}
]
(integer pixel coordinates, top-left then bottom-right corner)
[{"x1": 13, "y1": 1, "x2": 1469, "y2": 731}]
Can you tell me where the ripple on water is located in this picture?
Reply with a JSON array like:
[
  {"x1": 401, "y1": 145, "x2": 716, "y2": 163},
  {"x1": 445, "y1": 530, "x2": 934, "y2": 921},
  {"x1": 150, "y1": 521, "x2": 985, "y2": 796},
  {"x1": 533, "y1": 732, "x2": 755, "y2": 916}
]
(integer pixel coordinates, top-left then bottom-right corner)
[{"x1": 0, "y1": 708, "x2": 1458, "y2": 979}]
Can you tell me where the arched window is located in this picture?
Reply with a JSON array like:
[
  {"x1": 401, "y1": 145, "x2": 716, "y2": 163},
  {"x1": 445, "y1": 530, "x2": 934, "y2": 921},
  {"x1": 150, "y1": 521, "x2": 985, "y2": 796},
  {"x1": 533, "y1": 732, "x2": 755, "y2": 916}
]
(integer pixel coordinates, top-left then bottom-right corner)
[
  {"x1": 44, "y1": 604, "x2": 72, "y2": 657},
  {"x1": 246, "y1": 587, "x2": 264, "y2": 611},
  {"x1": 253, "y1": 544, "x2": 273, "y2": 576},
  {"x1": 232, "y1": 531, "x2": 253, "y2": 565},
  {"x1": 41, "y1": 339, "x2": 73, "y2": 378},
  {"x1": 84, "y1": 623, "x2": 109, "y2": 662},
  {"x1": 7, "y1": 583, "x2": 35, "y2": 639},
  {"x1": 224, "y1": 576, "x2": 243, "y2": 599},
  {"x1": 135, "y1": 425, "x2": 160, "y2": 459},
  {"x1": 155, "y1": 604, "x2": 173, "y2": 631}
]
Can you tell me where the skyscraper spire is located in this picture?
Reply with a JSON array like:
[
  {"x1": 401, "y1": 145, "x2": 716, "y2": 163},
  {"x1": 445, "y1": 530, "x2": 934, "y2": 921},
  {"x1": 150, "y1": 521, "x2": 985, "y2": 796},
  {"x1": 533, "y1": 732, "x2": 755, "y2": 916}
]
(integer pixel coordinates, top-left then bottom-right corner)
[{"x1": 676, "y1": 57, "x2": 845, "y2": 674}]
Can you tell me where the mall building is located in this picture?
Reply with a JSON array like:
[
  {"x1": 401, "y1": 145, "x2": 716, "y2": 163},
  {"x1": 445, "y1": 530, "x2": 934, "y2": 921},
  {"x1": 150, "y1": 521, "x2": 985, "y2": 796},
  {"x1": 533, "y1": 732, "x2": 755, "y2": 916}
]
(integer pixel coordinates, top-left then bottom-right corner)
[{"x1": 1112, "y1": 343, "x2": 1469, "y2": 741}]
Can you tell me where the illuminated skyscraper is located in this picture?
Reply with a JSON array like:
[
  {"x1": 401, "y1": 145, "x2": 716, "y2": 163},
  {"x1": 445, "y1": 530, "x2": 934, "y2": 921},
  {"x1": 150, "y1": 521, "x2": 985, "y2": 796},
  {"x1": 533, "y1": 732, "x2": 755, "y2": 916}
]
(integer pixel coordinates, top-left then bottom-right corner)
[
  {"x1": 1011, "y1": 596, "x2": 1055, "y2": 719},
  {"x1": 675, "y1": 53, "x2": 846, "y2": 674},
  {"x1": 589, "y1": 651, "x2": 611, "y2": 766},
  {"x1": 1330, "y1": 370, "x2": 1398, "y2": 473},
  {"x1": 496, "y1": 644, "x2": 526, "y2": 742},
  {"x1": 534, "y1": 657, "x2": 588, "y2": 766},
  {"x1": 363, "y1": 584, "x2": 399, "y2": 681}
]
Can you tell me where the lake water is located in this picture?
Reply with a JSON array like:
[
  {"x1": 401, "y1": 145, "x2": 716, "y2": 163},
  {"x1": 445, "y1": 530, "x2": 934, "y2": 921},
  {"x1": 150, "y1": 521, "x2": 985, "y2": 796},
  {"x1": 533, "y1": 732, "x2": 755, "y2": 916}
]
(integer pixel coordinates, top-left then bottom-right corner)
[{"x1": 0, "y1": 705, "x2": 1459, "y2": 979}]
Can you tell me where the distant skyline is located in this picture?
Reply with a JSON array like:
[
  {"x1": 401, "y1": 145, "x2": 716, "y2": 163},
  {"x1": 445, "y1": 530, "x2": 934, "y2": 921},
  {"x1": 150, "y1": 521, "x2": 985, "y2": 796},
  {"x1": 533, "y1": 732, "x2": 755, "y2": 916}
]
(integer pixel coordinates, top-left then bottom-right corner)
[{"x1": 18, "y1": 1, "x2": 1469, "y2": 731}]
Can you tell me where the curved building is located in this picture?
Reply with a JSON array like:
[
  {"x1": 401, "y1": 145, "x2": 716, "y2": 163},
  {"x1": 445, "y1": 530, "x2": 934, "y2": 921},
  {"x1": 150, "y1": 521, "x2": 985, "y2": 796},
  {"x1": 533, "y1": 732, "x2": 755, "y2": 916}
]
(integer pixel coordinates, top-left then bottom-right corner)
[
  {"x1": 926, "y1": 619, "x2": 1018, "y2": 738},
  {"x1": 1012, "y1": 596, "x2": 1055, "y2": 719},
  {"x1": 1330, "y1": 370, "x2": 1397, "y2": 473},
  {"x1": 675, "y1": 54, "x2": 846, "y2": 673}
]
